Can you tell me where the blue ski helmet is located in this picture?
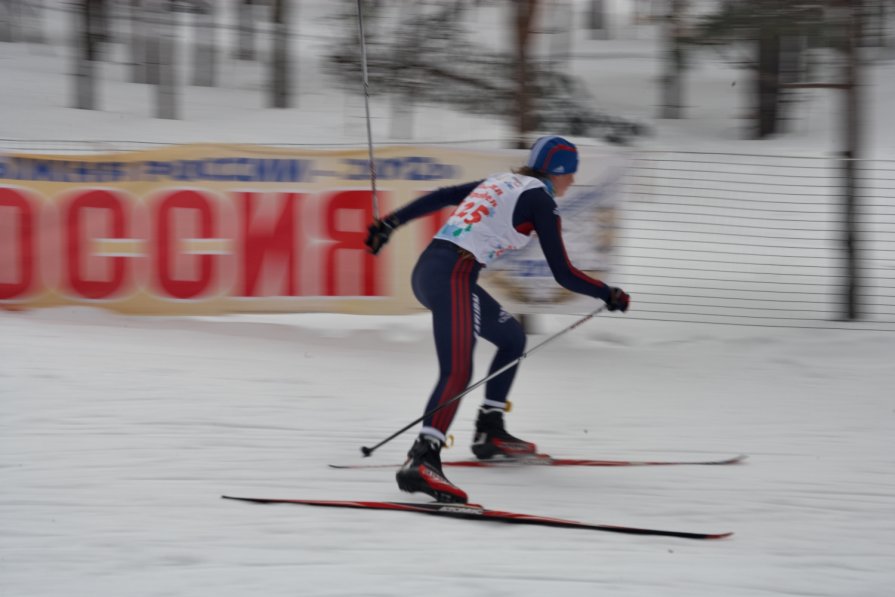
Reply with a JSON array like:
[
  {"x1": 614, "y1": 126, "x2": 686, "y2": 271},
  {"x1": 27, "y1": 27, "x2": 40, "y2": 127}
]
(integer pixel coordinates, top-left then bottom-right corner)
[{"x1": 527, "y1": 136, "x2": 578, "y2": 175}]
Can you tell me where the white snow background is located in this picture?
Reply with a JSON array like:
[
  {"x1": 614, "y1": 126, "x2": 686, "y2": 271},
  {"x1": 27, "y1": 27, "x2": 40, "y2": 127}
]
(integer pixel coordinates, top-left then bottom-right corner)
[{"x1": 2, "y1": 2, "x2": 895, "y2": 597}]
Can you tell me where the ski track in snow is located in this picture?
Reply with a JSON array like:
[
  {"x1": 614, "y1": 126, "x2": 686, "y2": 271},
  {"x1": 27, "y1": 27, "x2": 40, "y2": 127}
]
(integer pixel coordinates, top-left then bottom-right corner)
[{"x1": 2, "y1": 308, "x2": 893, "y2": 597}]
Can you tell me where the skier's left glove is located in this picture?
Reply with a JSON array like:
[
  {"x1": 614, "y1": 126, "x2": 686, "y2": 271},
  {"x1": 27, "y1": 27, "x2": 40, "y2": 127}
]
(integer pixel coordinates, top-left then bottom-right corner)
[
  {"x1": 605, "y1": 287, "x2": 630, "y2": 313},
  {"x1": 365, "y1": 215, "x2": 400, "y2": 255}
]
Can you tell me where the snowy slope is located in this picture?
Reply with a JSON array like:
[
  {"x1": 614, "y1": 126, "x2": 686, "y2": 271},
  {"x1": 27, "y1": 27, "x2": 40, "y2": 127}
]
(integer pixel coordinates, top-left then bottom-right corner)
[{"x1": 2, "y1": 308, "x2": 894, "y2": 597}]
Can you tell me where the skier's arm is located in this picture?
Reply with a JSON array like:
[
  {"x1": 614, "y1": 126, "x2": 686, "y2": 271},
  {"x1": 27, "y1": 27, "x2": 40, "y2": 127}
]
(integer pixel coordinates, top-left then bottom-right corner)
[
  {"x1": 365, "y1": 181, "x2": 481, "y2": 254},
  {"x1": 517, "y1": 189, "x2": 613, "y2": 303},
  {"x1": 388, "y1": 181, "x2": 482, "y2": 225}
]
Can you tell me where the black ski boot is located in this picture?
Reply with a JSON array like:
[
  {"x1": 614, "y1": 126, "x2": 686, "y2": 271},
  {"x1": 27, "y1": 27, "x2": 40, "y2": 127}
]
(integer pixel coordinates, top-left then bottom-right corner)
[
  {"x1": 471, "y1": 407, "x2": 538, "y2": 460},
  {"x1": 396, "y1": 435, "x2": 468, "y2": 503}
]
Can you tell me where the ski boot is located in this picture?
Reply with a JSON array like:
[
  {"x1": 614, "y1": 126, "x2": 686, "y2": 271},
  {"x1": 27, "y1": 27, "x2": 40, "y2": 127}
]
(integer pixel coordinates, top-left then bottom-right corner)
[
  {"x1": 396, "y1": 435, "x2": 468, "y2": 503},
  {"x1": 471, "y1": 406, "x2": 538, "y2": 460}
]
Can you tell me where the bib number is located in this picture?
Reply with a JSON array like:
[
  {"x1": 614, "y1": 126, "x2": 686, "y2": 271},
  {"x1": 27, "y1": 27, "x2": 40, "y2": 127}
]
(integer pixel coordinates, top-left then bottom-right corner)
[{"x1": 456, "y1": 201, "x2": 490, "y2": 225}]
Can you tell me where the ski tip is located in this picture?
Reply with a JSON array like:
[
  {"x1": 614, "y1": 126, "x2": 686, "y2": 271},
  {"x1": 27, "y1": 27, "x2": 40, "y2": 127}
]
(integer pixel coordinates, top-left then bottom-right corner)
[
  {"x1": 661, "y1": 529, "x2": 734, "y2": 540},
  {"x1": 327, "y1": 462, "x2": 395, "y2": 469},
  {"x1": 222, "y1": 495, "x2": 269, "y2": 504}
]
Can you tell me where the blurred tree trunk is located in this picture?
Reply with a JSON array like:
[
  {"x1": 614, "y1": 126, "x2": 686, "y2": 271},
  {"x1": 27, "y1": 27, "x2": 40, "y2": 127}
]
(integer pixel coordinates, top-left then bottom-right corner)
[
  {"x1": 840, "y1": 0, "x2": 863, "y2": 320},
  {"x1": 23, "y1": 0, "x2": 45, "y2": 43},
  {"x1": 512, "y1": 0, "x2": 540, "y2": 148},
  {"x1": 390, "y1": 1, "x2": 421, "y2": 139},
  {"x1": 755, "y1": 28, "x2": 781, "y2": 138},
  {"x1": 0, "y1": 0, "x2": 19, "y2": 42},
  {"x1": 588, "y1": 0, "x2": 607, "y2": 40},
  {"x1": 777, "y1": 34, "x2": 803, "y2": 133},
  {"x1": 155, "y1": 1, "x2": 178, "y2": 119},
  {"x1": 193, "y1": 0, "x2": 217, "y2": 87},
  {"x1": 74, "y1": 0, "x2": 104, "y2": 110},
  {"x1": 859, "y1": 0, "x2": 882, "y2": 47},
  {"x1": 129, "y1": 0, "x2": 147, "y2": 83},
  {"x1": 660, "y1": 0, "x2": 687, "y2": 119},
  {"x1": 883, "y1": 0, "x2": 893, "y2": 50},
  {"x1": 144, "y1": 1, "x2": 161, "y2": 84},
  {"x1": 3, "y1": 0, "x2": 48, "y2": 44},
  {"x1": 236, "y1": 0, "x2": 256, "y2": 60},
  {"x1": 270, "y1": 0, "x2": 291, "y2": 106}
]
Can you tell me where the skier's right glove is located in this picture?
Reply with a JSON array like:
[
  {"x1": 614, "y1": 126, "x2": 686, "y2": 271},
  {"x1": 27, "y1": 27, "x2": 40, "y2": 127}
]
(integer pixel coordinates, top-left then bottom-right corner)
[
  {"x1": 605, "y1": 287, "x2": 630, "y2": 313},
  {"x1": 365, "y1": 215, "x2": 399, "y2": 255}
]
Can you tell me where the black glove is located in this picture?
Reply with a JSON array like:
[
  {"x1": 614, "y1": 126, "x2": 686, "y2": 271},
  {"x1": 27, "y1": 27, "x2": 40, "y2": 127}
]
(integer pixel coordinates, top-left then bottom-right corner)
[
  {"x1": 605, "y1": 287, "x2": 630, "y2": 313},
  {"x1": 365, "y1": 216, "x2": 399, "y2": 255}
]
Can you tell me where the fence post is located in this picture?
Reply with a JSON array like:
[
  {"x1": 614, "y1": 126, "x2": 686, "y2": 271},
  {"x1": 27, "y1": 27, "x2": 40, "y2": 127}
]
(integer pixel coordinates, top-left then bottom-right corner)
[{"x1": 842, "y1": 0, "x2": 862, "y2": 320}]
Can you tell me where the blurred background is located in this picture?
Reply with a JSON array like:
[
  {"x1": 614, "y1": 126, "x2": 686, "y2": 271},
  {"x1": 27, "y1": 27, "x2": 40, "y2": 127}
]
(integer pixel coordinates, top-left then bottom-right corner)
[
  {"x1": 2, "y1": 0, "x2": 893, "y2": 146},
  {"x1": 1, "y1": 0, "x2": 894, "y2": 328}
]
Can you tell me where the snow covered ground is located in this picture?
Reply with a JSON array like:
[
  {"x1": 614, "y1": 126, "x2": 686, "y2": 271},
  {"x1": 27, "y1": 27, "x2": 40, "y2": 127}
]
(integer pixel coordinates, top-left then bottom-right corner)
[
  {"x1": 2, "y1": 3, "x2": 895, "y2": 596},
  {"x1": 2, "y1": 308, "x2": 894, "y2": 597}
]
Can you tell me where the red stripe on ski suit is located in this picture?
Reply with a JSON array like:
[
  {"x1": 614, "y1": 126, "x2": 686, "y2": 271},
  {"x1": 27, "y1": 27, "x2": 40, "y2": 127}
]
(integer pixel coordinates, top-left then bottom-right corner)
[{"x1": 432, "y1": 258, "x2": 474, "y2": 433}]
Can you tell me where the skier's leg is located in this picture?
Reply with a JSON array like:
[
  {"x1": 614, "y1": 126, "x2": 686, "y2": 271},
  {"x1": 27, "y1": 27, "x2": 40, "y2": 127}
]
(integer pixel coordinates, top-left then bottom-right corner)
[
  {"x1": 414, "y1": 254, "x2": 478, "y2": 442},
  {"x1": 397, "y1": 243, "x2": 478, "y2": 502},
  {"x1": 474, "y1": 287, "x2": 526, "y2": 410},
  {"x1": 471, "y1": 287, "x2": 536, "y2": 459}
]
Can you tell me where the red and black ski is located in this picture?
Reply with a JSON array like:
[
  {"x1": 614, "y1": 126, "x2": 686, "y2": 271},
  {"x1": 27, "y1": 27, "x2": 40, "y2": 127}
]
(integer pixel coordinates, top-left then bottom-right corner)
[
  {"x1": 221, "y1": 496, "x2": 733, "y2": 540},
  {"x1": 328, "y1": 453, "x2": 747, "y2": 470}
]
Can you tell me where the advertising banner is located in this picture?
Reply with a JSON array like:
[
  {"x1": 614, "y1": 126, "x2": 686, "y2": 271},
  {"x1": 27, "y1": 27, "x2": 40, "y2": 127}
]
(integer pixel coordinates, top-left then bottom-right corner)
[{"x1": 0, "y1": 144, "x2": 623, "y2": 315}]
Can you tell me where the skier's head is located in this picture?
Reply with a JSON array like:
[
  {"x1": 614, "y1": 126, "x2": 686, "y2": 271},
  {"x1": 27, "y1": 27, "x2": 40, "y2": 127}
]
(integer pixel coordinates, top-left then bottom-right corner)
[{"x1": 527, "y1": 136, "x2": 578, "y2": 176}]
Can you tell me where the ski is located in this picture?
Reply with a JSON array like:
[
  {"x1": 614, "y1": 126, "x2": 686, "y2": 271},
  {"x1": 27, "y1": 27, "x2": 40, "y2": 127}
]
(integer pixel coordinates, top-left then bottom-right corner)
[
  {"x1": 329, "y1": 453, "x2": 747, "y2": 470},
  {"x1": 221, "y1": 496, "x2": 732, "y2": 540}
]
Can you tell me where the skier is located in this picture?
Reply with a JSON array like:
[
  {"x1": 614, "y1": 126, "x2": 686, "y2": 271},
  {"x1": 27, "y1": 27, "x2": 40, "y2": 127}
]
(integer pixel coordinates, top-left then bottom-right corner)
[{"x1": 365, "y1": 136, "x2": 630, "y2": 503}]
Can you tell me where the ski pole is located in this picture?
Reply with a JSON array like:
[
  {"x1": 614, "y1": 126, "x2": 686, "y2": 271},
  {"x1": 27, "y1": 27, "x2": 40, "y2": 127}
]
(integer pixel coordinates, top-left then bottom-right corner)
[
  {"x1": 361, "y1": 305, "x2": 607, "y2": 457},
  {"x1": 355, "y1": 0, "x2": 379, "y2": 220}
]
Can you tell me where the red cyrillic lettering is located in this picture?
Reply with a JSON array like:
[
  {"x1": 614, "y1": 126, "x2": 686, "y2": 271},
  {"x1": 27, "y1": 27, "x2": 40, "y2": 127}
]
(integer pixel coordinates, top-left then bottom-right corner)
[
  {"x1": 239, "y1": 192, "x2": 301, "y2": 297},
  {"x1": 0, "y1": 188, "x2": 36, "y2": 300},
  {"x1": 154, "y1": 190, "x2": 215, "y2": 299},
  {"x1": 321, "y1": 190, "x2": 381, "y2": 296},
  {"x1": 65, "y1": 189, "x2": 127, "y2": 299}
]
